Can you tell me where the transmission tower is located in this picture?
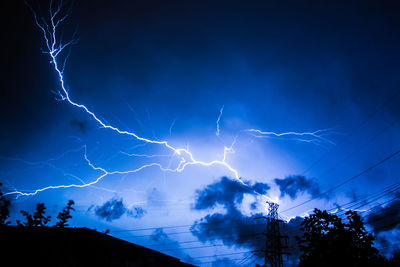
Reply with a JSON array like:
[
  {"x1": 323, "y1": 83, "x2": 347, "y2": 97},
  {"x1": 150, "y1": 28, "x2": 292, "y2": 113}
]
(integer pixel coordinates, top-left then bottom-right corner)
[{"x1": 255, "y1": 202, "x2": 289, "y2": 267}]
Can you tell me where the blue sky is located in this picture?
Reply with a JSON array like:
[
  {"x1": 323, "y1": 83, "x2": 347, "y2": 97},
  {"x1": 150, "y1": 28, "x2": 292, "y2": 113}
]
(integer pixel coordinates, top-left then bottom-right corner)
[{"x1": 1, "y1": 0, "x2": 400, "y2": 265}]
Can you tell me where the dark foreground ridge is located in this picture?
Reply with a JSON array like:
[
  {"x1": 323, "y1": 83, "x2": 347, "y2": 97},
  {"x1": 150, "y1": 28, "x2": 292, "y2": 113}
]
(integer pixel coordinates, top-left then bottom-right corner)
[{"x1": 1, "y1": 226, "x2": 194, "y2": 267}]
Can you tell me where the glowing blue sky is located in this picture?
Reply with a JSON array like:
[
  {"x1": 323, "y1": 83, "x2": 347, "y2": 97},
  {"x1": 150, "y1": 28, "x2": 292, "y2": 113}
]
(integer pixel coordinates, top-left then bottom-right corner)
[{"x1": 1, "y1": 0, "x2": 400, "y2": 265}]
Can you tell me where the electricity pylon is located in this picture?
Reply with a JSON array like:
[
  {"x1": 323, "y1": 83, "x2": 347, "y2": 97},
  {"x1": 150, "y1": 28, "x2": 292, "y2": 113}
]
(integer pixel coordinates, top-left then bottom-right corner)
[{"x1": 255, "y1": 202, "x2": 289, "y2": 267}]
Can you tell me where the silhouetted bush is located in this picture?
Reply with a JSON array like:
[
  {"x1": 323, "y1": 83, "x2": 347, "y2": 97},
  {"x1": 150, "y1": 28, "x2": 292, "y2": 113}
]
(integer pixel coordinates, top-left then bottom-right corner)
[
  {"x1": 17, "y1": 203, "x2": 51, "y2": 227},
  {"x1": 56, "y1": 200, "x2": 75, "y2": 227}
]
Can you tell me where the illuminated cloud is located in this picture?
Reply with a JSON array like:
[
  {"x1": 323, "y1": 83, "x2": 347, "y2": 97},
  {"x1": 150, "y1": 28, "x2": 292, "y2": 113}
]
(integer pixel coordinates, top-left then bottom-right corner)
[
  {"x1": 94, "y1": 198, "x2": 146, "y2": 221},
  {"x1": 274, "y1": 175, "x2": 321, "y2": 200},
  {"x1": 95, "y1": 198, "x2": 126, "y2": 221},
  {"x1": 193, "y1": 176, "x2": 270, "y2": 211},
  {"x1": 191, "y1": 176, "x2": 302, "y2": 260}
]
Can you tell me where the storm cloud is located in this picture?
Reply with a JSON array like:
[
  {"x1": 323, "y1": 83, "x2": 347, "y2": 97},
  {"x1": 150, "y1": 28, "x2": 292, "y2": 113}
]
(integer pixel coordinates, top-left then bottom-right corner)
[
  {"x1": 191, "y1": 176, "x2": 302, "y2": 262},
  {"x1": 127, "y1": 206, "x2": 147, "y2": 219},
  {"x1": 366, "y1": 196, "x2": 400, "y2": 234},
  {"x1": 94, "y1": 198, "x2": 146, "y2": 221},
  {"x1": 274, "y1": 175, "x2": 321, "y2": 200},
  {"x1": 193, "y1": 176, "x2": 270, "y2": 211},
  {"x1": 366, "y1": 195, "x2": 400, "y2": 258},
  {"x1": 95, "y1": 198, "x2": 126, "y2": 221}
]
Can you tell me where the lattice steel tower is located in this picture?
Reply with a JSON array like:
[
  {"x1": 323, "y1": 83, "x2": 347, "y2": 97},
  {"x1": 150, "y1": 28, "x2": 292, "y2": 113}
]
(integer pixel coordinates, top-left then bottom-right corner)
[{"x1": 265, "y1": 202, "x2": 283, "y2": 267}]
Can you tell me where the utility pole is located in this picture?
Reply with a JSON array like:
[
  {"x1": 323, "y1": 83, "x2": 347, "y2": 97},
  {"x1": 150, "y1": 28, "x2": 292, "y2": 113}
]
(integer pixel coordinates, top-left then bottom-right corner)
[{"x1": 255, "y1": 202, "x2": 288, "y2": 267}]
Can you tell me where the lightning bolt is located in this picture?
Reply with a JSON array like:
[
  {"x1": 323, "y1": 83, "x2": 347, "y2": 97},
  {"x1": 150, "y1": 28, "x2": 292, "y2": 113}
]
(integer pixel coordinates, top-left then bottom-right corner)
[
  {"x1": 244, "y1": 128, "x2": 336, "y2": 146},
  {"x1": 216, "y1": 106, "x2": 224, "y2": 136},
  {"x1": 3, "y1": 1, "x2": 335, "y2": 204}
]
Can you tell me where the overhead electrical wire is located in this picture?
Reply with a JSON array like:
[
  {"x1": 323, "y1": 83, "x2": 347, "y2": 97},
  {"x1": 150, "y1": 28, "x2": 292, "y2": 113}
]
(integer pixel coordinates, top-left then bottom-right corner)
[{"x1": 282, "y1": 147, "x2": 400, "y2": 213}]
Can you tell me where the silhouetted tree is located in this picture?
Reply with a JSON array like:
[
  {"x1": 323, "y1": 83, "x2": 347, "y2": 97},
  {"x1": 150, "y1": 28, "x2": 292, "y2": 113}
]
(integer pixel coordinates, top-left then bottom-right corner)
[
  {"x1": 17, "y1": 210, "x2": 34, "y2": 227},
  {"x1": 297, "y1": 209, "x2": 386, "y2": 267},
  {"x1": 0, "y1": 183, "x2": 11, "y2": 225},
  {"x1": 33, "y1": 203, "x2": 51, "y2": 226},
  {"x1": 18, "y1": 203, "x2": 51, "y2": 227},
  {"x1": 55, "y1": 200, "x2": 75, "y2": 227}
]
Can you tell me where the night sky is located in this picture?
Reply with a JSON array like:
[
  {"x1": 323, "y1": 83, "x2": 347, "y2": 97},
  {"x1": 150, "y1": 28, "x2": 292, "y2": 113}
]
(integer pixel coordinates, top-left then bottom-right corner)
[{"x1": 1, "y1": 0, "x2": 400, "y2": 265}]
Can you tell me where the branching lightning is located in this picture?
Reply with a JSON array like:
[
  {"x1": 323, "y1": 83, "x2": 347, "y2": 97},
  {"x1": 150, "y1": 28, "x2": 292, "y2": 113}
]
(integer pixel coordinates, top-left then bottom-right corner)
[
  {"x1": 3, "y1": 1, "x2": 335, "y2": 203},
  {"x1": 244, "y1": 128, "x2": 336, "y2": 146}
]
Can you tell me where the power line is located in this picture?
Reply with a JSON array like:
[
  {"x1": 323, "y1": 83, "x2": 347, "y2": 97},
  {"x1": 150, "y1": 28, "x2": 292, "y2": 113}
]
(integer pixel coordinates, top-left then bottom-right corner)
[
  {"x1": 282, "y1": 147, "x2": 400, "y2": 213},
  {"x1": 164, "y1": 240, "x2": 264, "y2": 251},
  {"x1": 241, "y1": 254, "x2": 260, "y2": 266},
  {"x1": 112, "y1": 219, "x2": 265, "y2": 233},
  {"x1": 329, "y1": 182, "x2": 400, "y2": 212},
  {"x1": 192, "y1": 251, "x2": 252, "y2": 259},
  {"x1": 235, "y1": 253, "x2": 254, "y2": 265},
  {"x1": 112, "y1": 224, "x2": 194, "y2": 232},
  {"x1": 119, "y1": 230, "x2": 193, "y2": 238},
  {"x1": 136, "y1": 234, "x2": 265, "y2": 248},
  {"x1": 117, "y1": 223, "x2": 265, "y2": 238},
  {"x1": 197, "y1": 257, "x2": 252, "y2": 265},
  {"x1": 333, "y1": 183, "x2": 400, "y2": 217},
  {"x1": 359, "y1": 194, "x2": 400, "y2": 216},
  {"x1": 307, "y1": 119, "x2": 398, "y2": 186}
]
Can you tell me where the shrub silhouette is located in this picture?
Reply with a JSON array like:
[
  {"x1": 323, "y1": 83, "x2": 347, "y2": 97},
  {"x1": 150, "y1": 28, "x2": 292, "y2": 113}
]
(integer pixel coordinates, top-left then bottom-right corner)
[
  {"x1": 17, "y1": 210, "x2": 34, "y2": 227},
  {"x1": 17, "y1": 203, "x2": 51, "y2": 227},
  {"x1": 56, "y1": 200, "x2": 75, "y2": 227}
]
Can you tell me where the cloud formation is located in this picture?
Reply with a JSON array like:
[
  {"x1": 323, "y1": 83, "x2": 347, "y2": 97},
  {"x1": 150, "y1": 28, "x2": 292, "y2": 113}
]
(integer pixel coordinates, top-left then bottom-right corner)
[
  {"x1": 94, "y1": 198, "x2": 146, "y2": 221},
  {"x1": 190, "y1": 176, "x2": 302, "y2": 264},
  {"x1": 95, "y1": 198, "x2": 126, "y2": 221},
  {"x1": 366, "y1": 196, "x2": 400, "y2": 234},
  {"x1": 127, "y1": 206, "x2": 146, "y2": 219},
  {"x1": 191, "y1": 177, "x2": 269, "y2": 250},
  {"x1": 274, "y1": 175, "x2": 320, "y2": 199},
  {"x1": 364, "y1": 195, "x2": 400, "y2": 258},
  {"x1": 193, "y1": 176, "x2": 270, "y2": 211}
]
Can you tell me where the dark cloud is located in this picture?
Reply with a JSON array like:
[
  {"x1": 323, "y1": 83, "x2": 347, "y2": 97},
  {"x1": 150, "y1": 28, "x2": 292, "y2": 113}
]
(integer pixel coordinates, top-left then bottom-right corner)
[
  {"x1": 366, "y1": 196, "x2": 400, "y2": 234},
  {"x1": 191, "y1": 177, "x2": 269, "y2": 251},
  {"x1": 191, "y1": 208, "x2": 265, "y2": 250},
  {"x1": 274, "y1": 175, "x2": 320, "y2": 200},
  {"x1": 251, "y1": 182, "x2": 271, "y2": 195},
  {"x1": 127, "y1": 206, "x2": 146, "y2": 219},
  {"x1": 95, "y1": 198, "x2": 126, "y2": 221},
  {"x1": 193, "y1": 176, "x2": 270, "y2": 211},
  {"x1": 374, "y1": 230, "x2": 400, "y2": 258},
  {"x1": 191, "y1": 176, "x2": 301, "y2": 265},
  {"x1": 94, "y1": 198, "x2": 146, "y2": 221}
]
